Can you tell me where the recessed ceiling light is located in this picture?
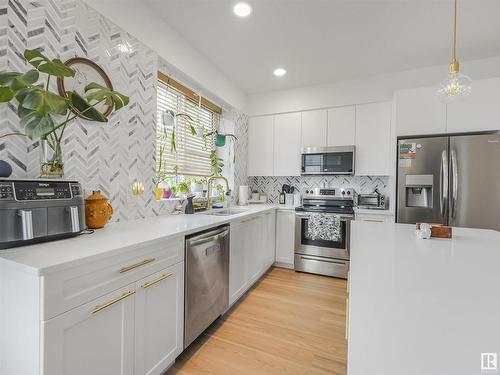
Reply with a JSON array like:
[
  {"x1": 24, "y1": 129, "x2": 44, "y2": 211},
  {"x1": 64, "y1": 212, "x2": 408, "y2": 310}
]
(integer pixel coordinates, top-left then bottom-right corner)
[
  {"x1": 233, "y1": 2, "x2": 253, "y2": 17},
  {"x1": 273, "y1": 68, "x2": 287, "y2": 77}
]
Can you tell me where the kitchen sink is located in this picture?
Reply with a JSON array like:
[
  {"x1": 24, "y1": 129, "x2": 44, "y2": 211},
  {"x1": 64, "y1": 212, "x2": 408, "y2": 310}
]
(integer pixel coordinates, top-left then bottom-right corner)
[{"x1": 201, "y1": 208, "x2": 249, "y2": 216}]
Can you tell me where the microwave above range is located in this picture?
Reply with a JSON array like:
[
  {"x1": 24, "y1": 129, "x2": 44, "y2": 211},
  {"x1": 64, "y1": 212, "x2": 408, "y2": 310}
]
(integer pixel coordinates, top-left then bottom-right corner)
[{"x1": 301, "y1": 146, "x2": 355, "y2": 175}]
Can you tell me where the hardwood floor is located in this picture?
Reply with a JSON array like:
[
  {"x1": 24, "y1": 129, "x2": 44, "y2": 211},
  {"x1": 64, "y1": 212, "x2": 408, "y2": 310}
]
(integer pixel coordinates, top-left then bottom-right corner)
[{"x1": 166, "y1": 267, "x2": 348, "y2": 375}]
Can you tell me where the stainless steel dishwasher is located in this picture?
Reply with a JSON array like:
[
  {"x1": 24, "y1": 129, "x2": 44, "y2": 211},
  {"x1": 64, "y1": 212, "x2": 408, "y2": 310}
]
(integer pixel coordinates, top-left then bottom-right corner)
[{"x1": 184, "y1": 225, "x2": 229, "y2": 348}]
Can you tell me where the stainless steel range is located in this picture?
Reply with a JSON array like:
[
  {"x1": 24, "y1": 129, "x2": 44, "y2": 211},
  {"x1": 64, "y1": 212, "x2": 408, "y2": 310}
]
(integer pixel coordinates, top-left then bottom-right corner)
[{"x1": 294, "y1": 188, "x2": 354, "y2": 279}]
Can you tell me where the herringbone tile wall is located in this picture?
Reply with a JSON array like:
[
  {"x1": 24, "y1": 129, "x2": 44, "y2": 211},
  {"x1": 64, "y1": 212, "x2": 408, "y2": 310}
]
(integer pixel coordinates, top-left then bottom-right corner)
[
  {"x1": 249, "y1": 175, "x2": 390, "y2": 204},
  {"x1": 0, "y1": 0, "x2": 184, "y2": 221}
]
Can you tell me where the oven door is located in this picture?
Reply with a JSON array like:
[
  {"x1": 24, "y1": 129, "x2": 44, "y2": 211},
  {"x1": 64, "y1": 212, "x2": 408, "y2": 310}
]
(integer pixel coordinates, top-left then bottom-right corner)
[
  {"x1": 294, "y1": 212, "x2": 351, "y2": 260},
  {"x1": 323, "y1": 152, "x2": 354, "y2": 174},
  {"x1": 358, "y1": 194, "x2": 381, "y2": 208}
]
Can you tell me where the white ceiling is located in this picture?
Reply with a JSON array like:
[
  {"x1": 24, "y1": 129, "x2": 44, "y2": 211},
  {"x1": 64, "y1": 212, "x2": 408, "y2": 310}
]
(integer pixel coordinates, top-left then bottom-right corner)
[{"x1": 142, "y1": 0, "x2": 500, "y2": 95}]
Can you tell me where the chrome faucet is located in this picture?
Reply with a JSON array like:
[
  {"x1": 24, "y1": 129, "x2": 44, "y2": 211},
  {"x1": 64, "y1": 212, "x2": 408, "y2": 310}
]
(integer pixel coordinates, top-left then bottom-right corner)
[{"x1": 207, "y1": 176, "x2": 231, "y2": 209}]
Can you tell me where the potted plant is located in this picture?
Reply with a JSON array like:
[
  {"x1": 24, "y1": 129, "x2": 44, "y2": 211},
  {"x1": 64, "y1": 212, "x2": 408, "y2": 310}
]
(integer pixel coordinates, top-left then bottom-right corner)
[
  {"x1": 189, "y1": 176, "x2": 206, "y2": 193},
  {"x1": 204, "y1": 130, "x2": 237, "y2": 147},
  {"x1": 0, "y1": 49, "x2": 129, "y2": 178},
  {"x1": 176, "y1": 181, "x2": 190, "y2": 197}
]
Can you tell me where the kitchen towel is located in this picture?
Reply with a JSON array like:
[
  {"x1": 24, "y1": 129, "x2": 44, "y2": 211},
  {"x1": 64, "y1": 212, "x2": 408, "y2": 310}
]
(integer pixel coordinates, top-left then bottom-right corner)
[{"x1": 306, "y1": 213, "x2": 341, "y2": 242}]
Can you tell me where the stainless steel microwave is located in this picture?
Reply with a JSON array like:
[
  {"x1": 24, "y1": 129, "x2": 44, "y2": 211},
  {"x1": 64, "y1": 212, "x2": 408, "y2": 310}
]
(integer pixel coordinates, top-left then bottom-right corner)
[{"x1": 301, "y1": 146, "x2": 355, "y2": 175}]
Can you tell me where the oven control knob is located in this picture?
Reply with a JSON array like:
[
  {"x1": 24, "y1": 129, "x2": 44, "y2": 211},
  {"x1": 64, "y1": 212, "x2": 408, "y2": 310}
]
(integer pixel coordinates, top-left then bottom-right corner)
[
  {"x1": 341, "y1": 190, "x2": 345, "y2": 195},
  {"x1": 347, "y1": 191, "x2": 351, "y2": 195}
]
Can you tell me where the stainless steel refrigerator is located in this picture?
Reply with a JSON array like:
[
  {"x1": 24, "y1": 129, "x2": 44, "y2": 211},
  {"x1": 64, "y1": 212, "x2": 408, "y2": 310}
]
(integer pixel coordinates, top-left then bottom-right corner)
[{"x1": 396, "y1": 132, "x2": 500, "y2": 231}]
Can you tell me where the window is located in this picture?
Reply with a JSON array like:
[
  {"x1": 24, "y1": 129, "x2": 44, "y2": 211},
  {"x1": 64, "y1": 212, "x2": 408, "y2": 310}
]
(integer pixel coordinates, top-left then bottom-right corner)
[{"x1": 156, "y1": 73, "x2": 221, "y2": 178}]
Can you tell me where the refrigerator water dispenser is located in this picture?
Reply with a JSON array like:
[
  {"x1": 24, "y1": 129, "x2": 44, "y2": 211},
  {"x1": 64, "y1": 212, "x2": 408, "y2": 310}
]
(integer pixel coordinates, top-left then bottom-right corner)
[{"x1": 405, "y1": 175, "x2": 433, "y2": 208}]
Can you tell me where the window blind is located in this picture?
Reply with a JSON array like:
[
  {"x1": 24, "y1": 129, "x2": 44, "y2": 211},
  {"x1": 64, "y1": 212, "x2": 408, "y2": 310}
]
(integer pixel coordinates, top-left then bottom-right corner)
[{"x1": 156, "y1": 79, "x2": 220, "y2": 177}]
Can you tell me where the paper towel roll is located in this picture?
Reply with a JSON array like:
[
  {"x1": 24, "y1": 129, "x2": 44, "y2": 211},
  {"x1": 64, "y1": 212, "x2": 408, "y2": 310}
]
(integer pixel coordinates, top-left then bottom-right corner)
[{"x1": 239, "y1": 185, "x2": 249, "y2": 205}]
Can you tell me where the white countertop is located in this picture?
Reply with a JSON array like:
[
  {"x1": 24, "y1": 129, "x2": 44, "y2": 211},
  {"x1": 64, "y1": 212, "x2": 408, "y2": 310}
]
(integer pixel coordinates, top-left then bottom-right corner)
[
  {"x1": 348, "y1": 221, "x2": 500, "y2": 375},
  {"x1": 0, "y1": 204, "x2": 276, "y2": 276}
]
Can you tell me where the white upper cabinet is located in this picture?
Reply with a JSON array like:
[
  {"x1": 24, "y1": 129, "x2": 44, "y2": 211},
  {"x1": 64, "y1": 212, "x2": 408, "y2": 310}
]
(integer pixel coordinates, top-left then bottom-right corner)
[
  {"x1": 355, "y1": 102, "x2": 392, "y2": 176},
  {"x1": 395, "y1": 86, "x2": 446, "y2": 136},
  {"x1": 248, "y1": 116, "x2": 274, "y2": 176},
  {"x1": 273, "y1": 112, "x2": 302, "y2": 176},
  {"x1": 446, "y1": 77, "x2": 500, "y2": 133},
  {"x1": 301, "y1": 110, "x2": 327, "y2": 148},
  {"x1": 327, "y1": 106, "x2": 356, "y2": 146}
]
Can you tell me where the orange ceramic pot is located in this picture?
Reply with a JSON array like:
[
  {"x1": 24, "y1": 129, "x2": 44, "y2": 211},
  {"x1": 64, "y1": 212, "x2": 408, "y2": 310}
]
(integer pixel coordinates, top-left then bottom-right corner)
[{"x1": 85, "y1": 190, "x2": 113, "y2": 229}]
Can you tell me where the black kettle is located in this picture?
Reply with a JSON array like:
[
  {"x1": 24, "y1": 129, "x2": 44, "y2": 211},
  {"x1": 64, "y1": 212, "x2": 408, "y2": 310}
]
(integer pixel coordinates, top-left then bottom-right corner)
[{"x1": 184, "y1": 195, "x2": 195, "y2": 214}]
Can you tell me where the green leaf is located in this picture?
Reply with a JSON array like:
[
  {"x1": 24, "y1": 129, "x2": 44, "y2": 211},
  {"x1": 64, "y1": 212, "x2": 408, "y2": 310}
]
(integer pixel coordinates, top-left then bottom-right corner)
[
  {"x1": 22, "y1": 88, "x2": 68, "y2": 116},
  {"x1": 19, "y1": 108, "x2": 55, "y2": 139},
  {"x1": 67, "y1": 91, "x2": 107, "y2": 122},
  {"x1": 84, "y1": 82, "x2": 129, "y2": 107},
  {"x1": 0, "y1": 87, "x2": 14, "y2": 102},
  {"x1": 189, "y1": 125, "x2": 197, "y2": 136},
  {"x1": 14, "y1": 87, "x2": 31, "y2": 105},
  {"x1": 84, "y1": 82, "x2": 129, "y2": 111},
  {"x1": 24, "y1": 49, "x2": 75, "y2": 78},
  {"x1": 0, "y1": 70, "x2": 39, "y2": 91},
  {"x1": 170, "y1": 128, "x2": 176, "y2": 152}
]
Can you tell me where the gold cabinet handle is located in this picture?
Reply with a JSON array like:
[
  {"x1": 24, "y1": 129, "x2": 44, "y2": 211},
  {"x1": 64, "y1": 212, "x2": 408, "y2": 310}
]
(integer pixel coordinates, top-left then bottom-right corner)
[
  {"x1": 119, "y1": 258, "x2": 156, "y2": 273},
  {"x1": 142, "y1": 272, "x2": 173, "y2": 289},
  {"x1": 363, "y1": 219, "x2": 384, "y2": 223},
  {"x1": 91, "y1": 290, "x2": 136, "y2": 314}
]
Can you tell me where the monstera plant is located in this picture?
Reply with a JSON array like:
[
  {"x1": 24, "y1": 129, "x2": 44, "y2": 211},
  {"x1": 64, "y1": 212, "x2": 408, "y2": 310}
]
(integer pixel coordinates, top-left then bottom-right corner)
[{"x1": 0, "y1": 49, "x2": 129, "y2": 178}]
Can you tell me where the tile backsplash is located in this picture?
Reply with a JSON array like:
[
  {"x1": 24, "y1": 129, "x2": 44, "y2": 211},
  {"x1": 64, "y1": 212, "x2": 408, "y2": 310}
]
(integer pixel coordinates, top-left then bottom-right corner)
[
  {"x1": 0, "y1": 0, "x2": 248, "y2": 221},
  {"x1": 249, "y1": 175, "x2": 389, "y2": 203}
]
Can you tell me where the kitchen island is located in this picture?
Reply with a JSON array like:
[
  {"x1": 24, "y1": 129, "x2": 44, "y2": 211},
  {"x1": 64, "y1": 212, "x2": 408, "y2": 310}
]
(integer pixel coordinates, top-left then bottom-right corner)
[{"x1": 348, "y1": 221, "x2": 500, "y2": 375}]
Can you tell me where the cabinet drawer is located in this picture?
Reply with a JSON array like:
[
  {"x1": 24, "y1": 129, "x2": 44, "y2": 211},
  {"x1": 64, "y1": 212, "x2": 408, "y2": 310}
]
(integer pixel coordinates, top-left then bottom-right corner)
[
  {"x1": 355, "y1": 213, "x2": 394, "y2": 223},
  {"x1": 41, "y1": 236, "x2": 184, "y2": 320}
]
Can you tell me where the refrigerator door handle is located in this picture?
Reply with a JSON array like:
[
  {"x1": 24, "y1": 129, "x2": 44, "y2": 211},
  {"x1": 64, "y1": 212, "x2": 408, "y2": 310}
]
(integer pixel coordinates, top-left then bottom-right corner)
[
  {"x1": 451, "y1": 149, "x2": 458, "y2": 219},
  {"x1": 440, "y1": 150, "x2": 448, "y2": 218}
]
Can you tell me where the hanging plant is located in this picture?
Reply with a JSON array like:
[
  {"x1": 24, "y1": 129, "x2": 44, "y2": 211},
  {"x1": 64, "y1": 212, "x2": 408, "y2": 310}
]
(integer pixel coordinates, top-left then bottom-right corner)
[
  {"x1": 210, "y1": 149, "x2": 224, "y2": 176},
  {"x1": 162, "y1": 109, "x2": 198, "y2": 152},
  {"x1": 203, "y1": 130, "x2": 237, "y2": 147},
  {"x1": 155, "y1": 125, "x2": 169, "y2": 187}
]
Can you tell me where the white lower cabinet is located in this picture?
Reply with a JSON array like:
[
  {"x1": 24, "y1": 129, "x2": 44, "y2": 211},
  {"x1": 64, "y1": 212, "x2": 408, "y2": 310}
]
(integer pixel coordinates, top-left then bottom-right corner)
[
  {"x1": 275, "y1": 210, "x2": 295, "y2": 266},
  {"x1": 229, "y1": 211, "x2": 276, "y2": 306},
  {"x1": 246, "y1": 215, "x2": 264, "y2": 287},
  {"x1": 42, "y1": 261, "x2": 184, "y2": 375},
  {"x1": 43, "y1": 285, "x2": 136, "y2": 375},
  {"x1": 263, "y1": 210, "x2": 276, "y2": 269},
  {"x1": 229, "y1": 219, "x2": 250, "y2": 305},
  {"x1": 134, "y1": 262, "x2": 184, "y2": 375}
]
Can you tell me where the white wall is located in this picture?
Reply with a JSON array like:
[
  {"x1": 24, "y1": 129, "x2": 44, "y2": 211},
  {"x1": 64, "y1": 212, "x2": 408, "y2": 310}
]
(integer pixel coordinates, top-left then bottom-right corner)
[
  {"x1": 247, "y1": 56, "x2": 500, "y2": 116},
  {"x1": 83, "y1": 0, "x2": 246, "y2": 112}
]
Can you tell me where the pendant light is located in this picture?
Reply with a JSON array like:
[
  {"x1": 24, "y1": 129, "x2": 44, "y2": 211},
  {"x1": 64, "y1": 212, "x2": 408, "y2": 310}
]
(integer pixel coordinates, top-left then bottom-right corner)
[{"x1": 436, "y1": 0, "x2": 472, "y2": 102}]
